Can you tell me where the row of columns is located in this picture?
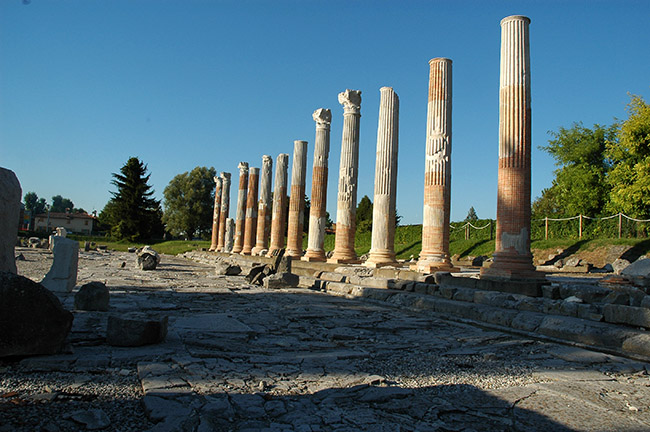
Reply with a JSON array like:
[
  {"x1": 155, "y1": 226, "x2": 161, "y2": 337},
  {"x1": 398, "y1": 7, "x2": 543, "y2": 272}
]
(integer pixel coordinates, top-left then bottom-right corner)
[{"x1": 208, "y1": 15, "x2": 537, "y2": 280}]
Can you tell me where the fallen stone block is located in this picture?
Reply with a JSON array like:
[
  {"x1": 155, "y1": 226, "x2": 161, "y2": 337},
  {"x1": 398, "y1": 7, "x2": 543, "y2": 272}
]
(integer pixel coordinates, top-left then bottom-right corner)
[
  {"x1": 0, "y1": 271, "x2": 73, "y2": 357},
  {"x1": 0, "y1": 168, "x2": 20, "y2": 274},
  {"x1": 612, "y1": 258, "x2": 631, "y2": 274},
  {"x1": 621, "y1": 333, "x2": 650, "y2": 358},
  {"x1": 106, "y1": 313, "x2": 168, "y2": 347},
  {"x1": 318, "y1": 272, "x2": 347, "y2": 283},
  {"x1": 136, "y1": 246, "x2": 160, "y2": 270},
  {"x1": 74, "y1": 281, "x2": 110, "y2": 311},
  {"x1": 215, "y1": 262, "x2": 241, "y2": 275},
  {"x1": 41, "y1": 236, "x2": 79, "y2": 293},
  {"x1": 621, "y1": 258, "x2": 650, "y2": 287},
  {"x1": 263, "y1": 272, "x2": 299, "y2": 289},
  {"x1": 603, "y1": 304, "x2": 650, "y2": 329},
  {"x1": 246, "y1": 265, "x2": 268, "y2": 284}
]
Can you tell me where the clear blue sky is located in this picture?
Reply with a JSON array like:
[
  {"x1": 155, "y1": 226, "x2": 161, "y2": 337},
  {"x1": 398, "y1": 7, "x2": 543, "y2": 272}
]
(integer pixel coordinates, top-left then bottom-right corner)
[{"x1": 2, "y1": 0, "x2": 648, "y2": 224}]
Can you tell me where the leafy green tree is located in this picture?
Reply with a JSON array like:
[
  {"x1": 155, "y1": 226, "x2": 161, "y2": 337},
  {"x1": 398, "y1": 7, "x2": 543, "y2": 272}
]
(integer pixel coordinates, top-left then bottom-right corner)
[
  {"x1": 162, "y1": 166, "x2": 216, "y2": 240},
  {"x1": 23, "y1": 192, "x2": 47, "y2": 230},
  {"x1": 537, "y1": 122, "x2": 616, "y2": 217},
  {"x1": 607, "y1": 95, "x2": 650, "y2": 219},
  {"x1": 356, "y1": 195, "x2": 373, "y2": 232},
  {"x1": 101, "y1": 157, "x2": 163, "y2": 241},
  {"x1": 50, "y1": 195, "x2": 75, "y2": 213},
  {"x1": 465, "y1": 206, "x2": 478, "y2": 222}
]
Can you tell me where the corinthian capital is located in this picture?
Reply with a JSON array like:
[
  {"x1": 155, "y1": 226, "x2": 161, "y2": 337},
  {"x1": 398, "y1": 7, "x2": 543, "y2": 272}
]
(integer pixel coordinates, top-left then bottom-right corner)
[
  {"x1": 312, "y1": 108, "x2": 332, "y2": 127},
  {"x1": 238, "y1": 162, "x2": 249, "y2": 175},
  {"x1": 338, "y1": 89, "x2": 362, "y2": 114}
]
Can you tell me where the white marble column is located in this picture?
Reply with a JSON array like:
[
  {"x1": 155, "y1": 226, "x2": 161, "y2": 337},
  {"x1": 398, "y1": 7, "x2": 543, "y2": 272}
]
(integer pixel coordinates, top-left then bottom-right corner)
[
  {"x1": 267, "y1": 153, "x2": 289, "y2": 257},
  {"x1": 209, "y1": 176, "x2": 223, "y2": 251},
  {"x1": 224, "y1": 218, "x2": 235, "y2": 253},
  {"x1": 328, "y1": 89, "x2": 362, "y2": 264},
  {"x1": 285, "y1": 140, "x2": 308, "y2": 258},
  {"x1": 216, "y1": 172, "x2": 231, "y2": 252},
  {"x1": 231, "y1": 162, "x2": 248, "y2": 254},
  {"x1": 416, "y1": 58, "x2": 457, "y2": 273},
  {"x1": 481, "y1": 15, "x2": 540, "y2": 280},
  {"x1": 303, "y1": 108, "x2": 331, "y2": 262},
  {"x1": 252, "y1": 155, "x2": 273, "y2": 256},
  {"x1": 366, "y1": 87, "x2": 399, "y2": 267}
]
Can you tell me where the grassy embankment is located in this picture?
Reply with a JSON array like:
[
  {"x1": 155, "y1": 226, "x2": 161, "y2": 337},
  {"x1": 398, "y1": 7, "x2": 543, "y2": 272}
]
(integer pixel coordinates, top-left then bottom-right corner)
[{"x1": 69, "y1": 226, "x2": 650, "y2": 260}]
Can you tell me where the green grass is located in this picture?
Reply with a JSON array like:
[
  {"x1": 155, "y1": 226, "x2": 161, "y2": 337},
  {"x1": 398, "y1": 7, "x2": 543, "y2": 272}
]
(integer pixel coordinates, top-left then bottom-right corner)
[{"x1": 72, "y1": 238, "x2": 211, "y2": 255}]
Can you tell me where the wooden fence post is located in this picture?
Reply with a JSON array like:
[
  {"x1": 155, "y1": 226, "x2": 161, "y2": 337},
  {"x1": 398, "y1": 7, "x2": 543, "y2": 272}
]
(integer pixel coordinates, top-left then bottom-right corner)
[
  {"x1": 579, "y1": 214, "x2": 583, "y2": 239},
  {"x1": 545, "y1": 217, "x2": 548, "y2": 240}
]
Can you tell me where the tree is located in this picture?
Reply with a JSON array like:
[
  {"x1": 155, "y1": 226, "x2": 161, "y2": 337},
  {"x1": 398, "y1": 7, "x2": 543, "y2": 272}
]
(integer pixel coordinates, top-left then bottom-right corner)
[
  {"x1": 50, "y1": 195, "x2": 75, "y2": 213},
  {"x1": 536, "y1": 122, "x2": 616, "y2": 217},
  {"x1": 607, "y1": 95, "x2": 650, "y2": 219},
  {"x1": 465, "y1": 206, "x2": 478, "y2": 222},
  {"x1": 356, "y1": 195, "x2": 373, "y2": 232},
  {"x1": 23, "y1": 192, "x2": 47, "y2": 230},
  {"x1": 162, "y1": 166, "x2": 216, "y2": 240},
  {"x1": 101, "y1": 157, "x2": 164, "y2": 241}
]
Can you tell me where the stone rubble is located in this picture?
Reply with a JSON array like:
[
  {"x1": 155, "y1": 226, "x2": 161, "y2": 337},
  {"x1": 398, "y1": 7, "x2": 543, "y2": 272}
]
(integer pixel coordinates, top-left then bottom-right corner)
[{"x1": 2, "y1": 247, "x2": 648, "y2": 432}]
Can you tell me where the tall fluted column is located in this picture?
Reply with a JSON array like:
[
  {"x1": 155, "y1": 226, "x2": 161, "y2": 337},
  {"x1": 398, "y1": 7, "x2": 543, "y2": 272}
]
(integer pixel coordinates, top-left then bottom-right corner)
[
  {"x1": 252, "y1": 155, "x2": 273, "y2": 256},
  {"x1": 366, "y1": 87, "x2": 400, "y2": 267},
  {"x1": 303, "y1": 109, "x2": 331, "y2": 262},
  {"x1": 216, "y1": 172, "x2": 231, "y2": 252},
  {"x1": 328, "y1": 89, "x2": 362, "y2": 264},
  {"x1": 231, "y1": 162, "x2": 248, "y2": 254},
  {"x1": 416, "y1": 58, "x2": 457, "y2": 273},
  {"x1": 482, "y1": 15, "x2": 540, "y2": 280},
  {"x1": 267, "y1": 154, "x2": 289, "y2": 256},
  {"x1": 241, "y1": 167, "x2": 259, "y2": 255},
  {"x1": 209, "y1": 176, "x2": 223, "y2": 251},
  {"x1": 285, "y1": 140, "x2": 308, "y2": 258}
]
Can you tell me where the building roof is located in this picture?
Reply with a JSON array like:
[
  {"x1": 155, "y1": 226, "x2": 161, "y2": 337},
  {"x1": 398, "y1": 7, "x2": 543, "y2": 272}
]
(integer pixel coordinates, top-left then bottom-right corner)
[{"x1": 35, "y1": 212, "x2": 97, "y2": 220}]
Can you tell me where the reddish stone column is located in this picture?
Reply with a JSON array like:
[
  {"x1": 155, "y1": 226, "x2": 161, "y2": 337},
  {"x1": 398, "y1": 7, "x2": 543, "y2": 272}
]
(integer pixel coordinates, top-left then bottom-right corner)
[
  {"x1": 241, "y1": 167, "x2": 259, "y2": 255},
  {"x1": 252, "y1": 155, "x2": 273, "y2": 256},
  {"x1": 231, "y1": 162, "x2": 248, "y2": 254},
  {"x1": 366, "y1": 87, "x2": 399, "y2": 268},
  {"x1": 481, "y1": 15, "x2": 540, "y2": 280},
  {"x1": 267, "y1": 154, "x2": 289, "y2": 256},
  {"x1": 303, "y1": 108, "x2": 331, "y2": 262},
  {"x1": 216, "y1": 172, "x2": 231, "y2": 252},
  {"x1": 286, "y1": 140, "x2": 308, "y2": 258},
  {"x1": 209, "y1": 176, "x2": 223, "y2": 251},
  {"x1": 416, "y1": 58, "x2": 457, "y2": 273},
  {"x1": 328, "y1": 89, "x2": 362, "y2": 264}
]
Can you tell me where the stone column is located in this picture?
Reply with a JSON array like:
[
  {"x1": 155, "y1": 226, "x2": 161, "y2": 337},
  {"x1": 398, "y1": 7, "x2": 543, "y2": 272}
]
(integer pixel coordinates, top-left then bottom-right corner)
[
  {"x1": 267, "y1": 154, "x2": 289, "y2": 256},
  {"x1": 209, "y1": 176, "x2": 223, "y2": 251},
  {"x1": 224, "y1": 218, "x2": 235, "y2": 253},
  {"x1": 416, "y1": 58, "x2": 457, "y2": 273},
  {"x1": 231, "y1": 162, "x2": 248, "y2": 254},
  {"x1": 216, "y1": 172, "x2": 231, "y2": 252},
  {"x1": 285, "y1": 140, "x2": 308, "y2": 258},
  {"x1": 303, "y1": 109, "x2": 331, "y2": 262},
  {"x1": 481, "y1": 15, "x2": 540, "y2": 280},
  {"x1": 252, "y1": 155, "x2": 273, "y2": 256},
  {"x1": 328, "y1": 89, "x2": 362, "y2": 264},
  {"x1": 241, "y1": 167, "x2": 259, "y2": 255},
  {"x1": 366, "y1": 87, "x2": 399, "y2": 268}
]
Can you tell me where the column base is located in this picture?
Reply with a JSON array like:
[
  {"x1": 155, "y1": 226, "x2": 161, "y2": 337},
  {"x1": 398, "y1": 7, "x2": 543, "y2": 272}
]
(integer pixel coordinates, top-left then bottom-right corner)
[
  {"x1": 365, "y1": 249, "x2": 398, "y2": 268},
  {"x1": 480, "y1": 251, "x2": 545, "y2": 281},
  {"x1": 208, "y1": 247, "x2": 216, "y2": 252},
  {"x1": 284, "y1": 249, "x2": 303, "y2": 259},
  {"x1": 364, "y1": 260, "x2": 399, "y2": 269},
  {"x1": 302, "y1": 253, "x2": 327, "y2": 262},
  {"x1": 411, "y1": 262, "x2": 459, "y2": 274},
  {"x1": 327, "y1": 257, "x2": 362, "y2": 264}
]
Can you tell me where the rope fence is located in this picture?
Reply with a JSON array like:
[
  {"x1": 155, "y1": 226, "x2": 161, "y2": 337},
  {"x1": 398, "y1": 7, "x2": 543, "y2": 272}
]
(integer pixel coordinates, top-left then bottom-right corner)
[{"x1": 533, "y1": 213, "x2": 650, "y2": 240}]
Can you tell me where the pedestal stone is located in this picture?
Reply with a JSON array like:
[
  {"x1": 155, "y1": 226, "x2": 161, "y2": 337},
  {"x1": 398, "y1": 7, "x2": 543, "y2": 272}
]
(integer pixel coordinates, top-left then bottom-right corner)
[
  {"x1": 286, "y1": 140, "x2": 308, "y2": 258},
  {"x1": 252, "y1": 155, "x2": 273, "y2": 256},
  {"x1": 366, "y1": 87, "x2": 400, "y2": 268},
  {"x1": 242, "y1": 167, "x2": 259, "y2": 255},
  {"x1": 267, "y1": 154, "x2": 289, "y2": 257},
  {"x1": 416, "y1": 58, "x2": 458, "y2": 273},
  {"x1": 209, "y1": 176, "x2": 223, "y2": 251},
  {"x1": 232, "y1": 162, "x2": 249, "y2": 254},
  {"x1": 0, "y1": 168, "x2": 21, "y2": 274},
  {"x1": 328, "y1": 89, "x2": 362, "y2": 264},
  {"x1": 303, "y1": 109, "x2": 331, "y2": 262},
  {"x1": 41, "y1": 236, "x2": 79, "y2": 293},
  {"x1": 481, "y1": 16, "x2": 542, "y2": 281},
  {"x1": 216, "y1": 172, "x2": 231, "y2": 252}
]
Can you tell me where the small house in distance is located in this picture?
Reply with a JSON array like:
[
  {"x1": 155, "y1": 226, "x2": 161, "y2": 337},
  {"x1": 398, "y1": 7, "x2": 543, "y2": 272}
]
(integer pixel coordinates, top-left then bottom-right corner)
[{"x1": 34, "y1": 212, "x2": 96, "y2": 235}]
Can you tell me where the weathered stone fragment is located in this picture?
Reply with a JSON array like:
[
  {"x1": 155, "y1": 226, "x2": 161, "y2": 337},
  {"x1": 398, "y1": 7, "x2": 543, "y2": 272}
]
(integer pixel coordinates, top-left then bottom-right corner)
[
  {"x1": 74, "y1": 281, "x2": 110, "y2": 311},
  {"x1": 621, "y1": 258, "x2": 650, "y2": 287},
  {"x1": 0, "y1": 271, "x2": 73, "y2": 357},
  {"x1": 215, "y1": 262, "x2": 241, "y2": 276},
  {"x1": 137, "y1": 246, "x2": 160, "y2": 270},
  {"x1": 263, "y1": 272, "x2": 299, "y2": 289},
  {"x1": 41, "y1": 236, "x2": 79, "y2": 292},
  {"x1": 106, "y1": 313, "x2": 168, "y2": 347},
  {"x1": 0, "y1": 168, "x2": 21, "y2": 274}
]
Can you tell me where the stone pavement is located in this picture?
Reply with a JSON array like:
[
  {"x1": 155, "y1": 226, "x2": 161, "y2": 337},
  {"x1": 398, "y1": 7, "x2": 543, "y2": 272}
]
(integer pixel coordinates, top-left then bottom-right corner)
[{"x1": 3, "y1": 248, "x2": 650, "y2": 431}]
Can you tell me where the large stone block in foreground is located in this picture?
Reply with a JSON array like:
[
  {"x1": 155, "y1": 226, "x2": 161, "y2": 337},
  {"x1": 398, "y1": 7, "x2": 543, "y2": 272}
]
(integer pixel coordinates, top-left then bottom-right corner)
[
  {"x1": 41, "y1": 236, "x2": 79, "y2": 292},
  {"x1": 106, "y1": 313, "x2": 168, "y2": 347},
  {"x1": 0, "y1": 168, "x2": 21, "y2": 274},
  {"x1": 0, "y1": 271, "x2": 73, "y2": 358}
]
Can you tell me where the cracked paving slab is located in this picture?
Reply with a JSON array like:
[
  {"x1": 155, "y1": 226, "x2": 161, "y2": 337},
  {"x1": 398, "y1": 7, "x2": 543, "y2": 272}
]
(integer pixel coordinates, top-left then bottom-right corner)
[{"x1": 2, "y1": 247, "x2": 649, "y2": 431}]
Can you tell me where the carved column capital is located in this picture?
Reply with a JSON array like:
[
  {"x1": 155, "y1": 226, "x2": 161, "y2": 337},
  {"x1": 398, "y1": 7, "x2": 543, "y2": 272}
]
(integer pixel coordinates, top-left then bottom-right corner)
[
  {"x1": 238, "y1": 162, "x2": 249, "y2": 175},
  {"x1": 312, "y1": 108, "x2": 332, "y2": 129},
  {"x1": 338, "y1": 89, "x2": 362, "y2": 115}
]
